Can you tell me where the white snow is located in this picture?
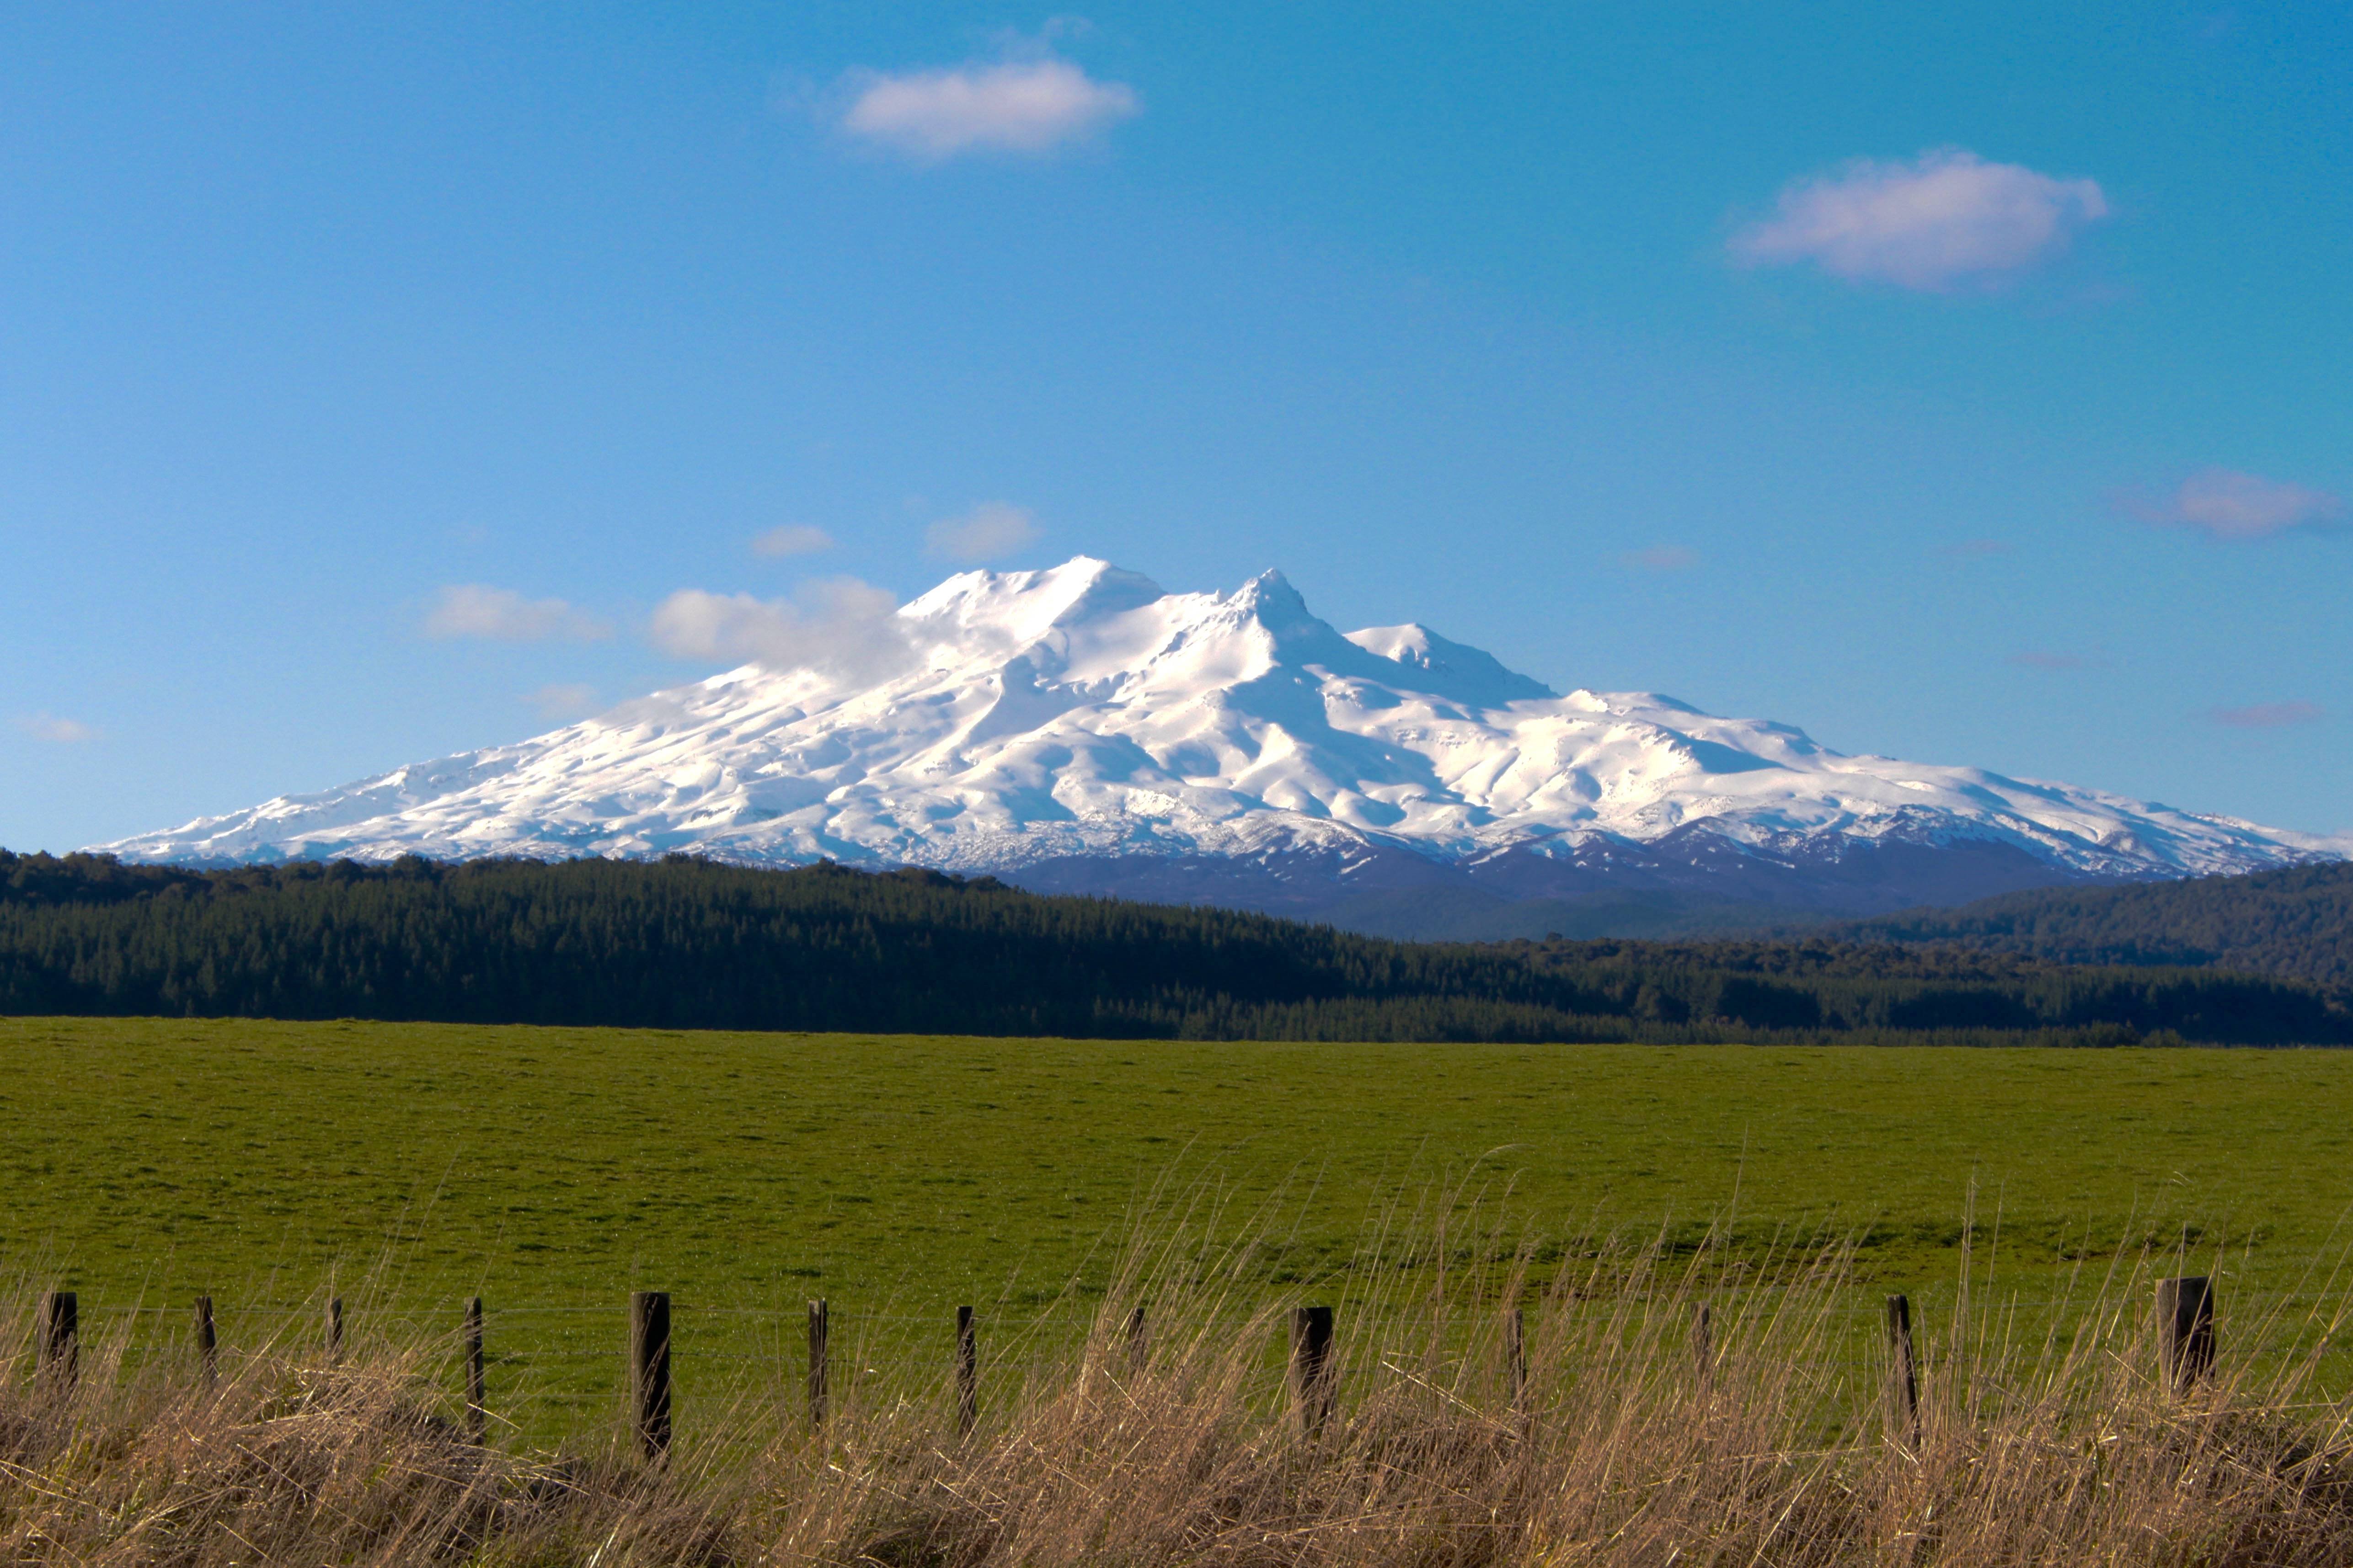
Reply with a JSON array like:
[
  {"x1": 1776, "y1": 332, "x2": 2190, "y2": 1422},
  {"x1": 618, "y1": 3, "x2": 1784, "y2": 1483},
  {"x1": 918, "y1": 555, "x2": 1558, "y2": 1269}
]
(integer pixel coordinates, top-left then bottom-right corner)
[{"x1": 95, "y1": 556, "x2": 2353, "y2": 878}]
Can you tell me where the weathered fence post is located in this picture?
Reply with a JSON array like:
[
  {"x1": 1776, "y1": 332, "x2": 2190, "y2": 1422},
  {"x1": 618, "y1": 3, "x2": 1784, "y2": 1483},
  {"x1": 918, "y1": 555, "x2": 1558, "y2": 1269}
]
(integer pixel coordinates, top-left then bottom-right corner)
[
  {"x1": 464, "y1": 1297, "x2": 487, "y2": 1443},
  {"x1": 1125, "y1": 1306, "x2": 1148, "y2": 1377},
  {"x1": 630, "y1": 1291, "x2": 673, "y2": 1460},
  {"x1": 1290, "y1": 1305, "x2": 1336, "y2": 1438},
  {"x1": 1506, "y1": 1307, "x2": 1528, "y2": 1408},
  {"x1": 1691, "y1": 1302, "x2": 1713, "y2": 1392},
  {"x1": 38, "y1": 1291, "x2": 77, "y2": 1391},
  {"x1": 1885, "y1": 1293, "x2": 1920, "y2": 1446},
  {"x1": 194, "y1": 1295, "x2": 217, "y2": 1384},
  {"x1": 326, "y1": 1296, "x2": 344, "y2": 1363},
  {"x1": 807, "y1": 1299, "x2": 829, "y2": 1428},
  {"x1": 955, "y1": 1306, "x2": 978, "y2": 1436},
  {"x1": 2157, "y1": 1275, "x2": 2215, "y2": 1394}
]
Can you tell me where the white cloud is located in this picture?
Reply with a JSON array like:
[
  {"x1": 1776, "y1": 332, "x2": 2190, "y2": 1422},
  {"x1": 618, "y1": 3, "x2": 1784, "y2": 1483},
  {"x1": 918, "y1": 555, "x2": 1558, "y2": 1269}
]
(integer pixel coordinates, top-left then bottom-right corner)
[
  {"x1": 18, "y1": 712, "x2": 95, "y2": 743},
  {"x1": 2210, "y1": 701, "x2": 2324, "y2": 730},
  {"x1": 1731, "y1": 149, "x2": 2107, "y2": 291},
  {"x1": 1618, "y1": 545, "x2": 1699, "y2": 572},
  {"x1": 649, "y1": 576, "x2": 915, "y2": 682},
  {"x1": 751, "y1": 524, "x2": 835, "y2": 558},
  {"x1": 926, "y1": 501, "x2": 1042, "y2": 563},
  {"x1": 2129, "y1": 469, "x2": 2345, "y2": 541},
  {"x1": 423, "y1": 584, "x2": 611, "y2": 642},
  {"x1": 839, "y1": 56, "x2": 1139, "y2": 160},
  {"x1": 524, "y1": 683, "x2": 601, "y2": 721}
]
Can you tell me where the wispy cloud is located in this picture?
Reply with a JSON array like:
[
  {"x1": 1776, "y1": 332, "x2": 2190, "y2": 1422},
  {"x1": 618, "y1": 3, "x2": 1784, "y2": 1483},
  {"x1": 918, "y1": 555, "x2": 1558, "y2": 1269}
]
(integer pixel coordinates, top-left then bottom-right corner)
[
  {"x1": 926, "y1": 501, "x2": 1042, "y2": 563},
  {"x1": 2209, "y1": 700, "x2": 2324, "y2": 730},
  {"x1": 837, "y1": 53, "x2": 1138, "y2": 160},
  {"x1": 1618, "y1": 545, "x2": 1699, "y2": 572},
  {"x1": 1731, "y1": 149, "x2": 2107, "y2": 292},
  {"x1": 18, "y1": 712, "x2": 95, "y2": 744},
  {"x1": 423, "y1": 584, "x2": 611, "y2": 642},
  {"x1": 524, "y1": 683, "x2": 601, "y2": 722},
  {"x1": 2120, "y1": 468, "x2": 2344, "y2": 541},
  {"x1": 2008, "y1": 651, "x2": 2091, "y2": 671},
  {"x1": 751, "y1": 524, "x2": 835, "y2": 559},
  {"x1": 649, "y1": 577, "x2": 915, "y2": 683}
]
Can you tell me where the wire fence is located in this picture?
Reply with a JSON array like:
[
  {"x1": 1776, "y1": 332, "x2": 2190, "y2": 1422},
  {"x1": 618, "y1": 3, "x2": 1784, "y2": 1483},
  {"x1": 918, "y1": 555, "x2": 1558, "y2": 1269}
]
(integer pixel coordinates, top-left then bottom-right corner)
[{"x1": 17, "y1": 1268, "x2": 2353, "y2": 1453}]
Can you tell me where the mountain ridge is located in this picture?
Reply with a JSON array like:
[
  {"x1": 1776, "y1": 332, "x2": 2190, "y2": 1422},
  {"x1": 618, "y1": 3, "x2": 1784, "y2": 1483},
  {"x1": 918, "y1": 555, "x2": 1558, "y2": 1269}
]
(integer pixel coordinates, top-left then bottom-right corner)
[{"x1": 93, "y1": 556, "x2": 2350, "y2": 928}]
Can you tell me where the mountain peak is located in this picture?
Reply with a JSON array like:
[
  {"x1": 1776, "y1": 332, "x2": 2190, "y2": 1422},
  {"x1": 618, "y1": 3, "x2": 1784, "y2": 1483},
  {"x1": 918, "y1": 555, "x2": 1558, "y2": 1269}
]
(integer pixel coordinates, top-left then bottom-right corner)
[
  {"x1": 92, "y1": 560, "x2": 2349, "y2": 907},
  {"x1": 1344, "y1": 623, "x2": 1556, "y2": 704},
  {"x1": 1216, "y1": 566, "x2": 1321, "y2": 637},
  {"x1": 903, "y1": 556, "x2": 1164, "y2": 649},
  {"x1": 1237, "y1": 565, "x2": 1299, "y2": 600}
]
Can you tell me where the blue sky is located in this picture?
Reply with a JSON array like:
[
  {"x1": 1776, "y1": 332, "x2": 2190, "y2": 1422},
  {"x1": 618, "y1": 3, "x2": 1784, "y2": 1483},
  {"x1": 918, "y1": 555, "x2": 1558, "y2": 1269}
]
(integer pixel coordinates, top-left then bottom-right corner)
[{"x1": 3, "y1": 1, "x2": 2347, "y2": 851}]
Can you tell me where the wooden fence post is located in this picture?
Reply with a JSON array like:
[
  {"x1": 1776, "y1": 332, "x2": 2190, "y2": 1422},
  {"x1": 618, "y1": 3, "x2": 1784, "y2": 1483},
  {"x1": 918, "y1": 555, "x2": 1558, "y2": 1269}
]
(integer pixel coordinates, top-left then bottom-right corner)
[
  {"x1": 1691, "y1": 1302, "x2": 1712, "y2": 1392},
  {"x1": 464, "y1": 1297, "x2": 487, "y2": 1443},
  {"x1": 1290, "y1": 1305, "x2": 1336, "y2": 1438},
  {"x1": 2157, "y1": 1276, "x2": 2215, "y2": 1394},
  {"x1": 1885, "y1": 1293, "x2": 1920, "y2": 1446},
  {"x1": 630, "y1": 1291, "x2": 673, "y2": 1460},
  {"x1": 955, "y1": 1306, "x2": 978, "y2": 1436},
  {"x1": 1125, "y1": 1306, "x2": 1148, "y2": 1377},
  {"x1": 38, "y1": 1291, "x2": 77, "y2": 1391},
  {"x1": 807, "y1": 1299, "x2": 829, "y2": 1428},
  {"x1": 326, "y1": 1297, "x2": 344, "y2": 1363},
  {"x1": 194, "y1": 1295, "x2": 217, "y2": 1384},
  {"x1": 1505, "y1": 1307, "x2": 1528, "y2": 1408}
]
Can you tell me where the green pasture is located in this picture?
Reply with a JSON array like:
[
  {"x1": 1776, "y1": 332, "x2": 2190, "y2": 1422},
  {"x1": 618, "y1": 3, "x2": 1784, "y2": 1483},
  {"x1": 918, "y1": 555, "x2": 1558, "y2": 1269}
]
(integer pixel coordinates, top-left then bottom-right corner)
[{"x1": 6, "y1": 1016, "x2": 2353, "y2": 1441}]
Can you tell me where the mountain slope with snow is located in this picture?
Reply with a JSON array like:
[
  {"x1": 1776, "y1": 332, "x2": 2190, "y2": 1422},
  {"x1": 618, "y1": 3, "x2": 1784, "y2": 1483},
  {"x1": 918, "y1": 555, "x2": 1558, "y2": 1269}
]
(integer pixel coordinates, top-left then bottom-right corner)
[{"x1": 96, "y1": 558, "x2": 2350, "y2": 934}]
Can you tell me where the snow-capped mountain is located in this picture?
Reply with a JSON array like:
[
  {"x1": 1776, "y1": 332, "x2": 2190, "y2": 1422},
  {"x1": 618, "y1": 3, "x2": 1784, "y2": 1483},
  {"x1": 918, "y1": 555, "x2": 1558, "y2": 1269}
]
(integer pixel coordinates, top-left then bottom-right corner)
[{"x1": 96, "y1": 557, "x2": 2349, "y2": 939}]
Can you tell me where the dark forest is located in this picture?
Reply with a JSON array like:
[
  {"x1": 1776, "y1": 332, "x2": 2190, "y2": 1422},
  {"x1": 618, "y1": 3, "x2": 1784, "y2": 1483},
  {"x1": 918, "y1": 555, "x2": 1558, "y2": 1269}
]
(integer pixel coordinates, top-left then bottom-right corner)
[{"x1": 3, "y1": 851, "x2": 2343, "y2": 1045}]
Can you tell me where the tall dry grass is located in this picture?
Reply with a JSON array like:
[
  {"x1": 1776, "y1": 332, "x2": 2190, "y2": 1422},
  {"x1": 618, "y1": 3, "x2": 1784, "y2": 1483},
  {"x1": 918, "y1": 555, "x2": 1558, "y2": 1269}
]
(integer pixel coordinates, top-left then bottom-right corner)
[{"x1": 7, "y1": 1215, "x2": 2353, "y2": 1566}]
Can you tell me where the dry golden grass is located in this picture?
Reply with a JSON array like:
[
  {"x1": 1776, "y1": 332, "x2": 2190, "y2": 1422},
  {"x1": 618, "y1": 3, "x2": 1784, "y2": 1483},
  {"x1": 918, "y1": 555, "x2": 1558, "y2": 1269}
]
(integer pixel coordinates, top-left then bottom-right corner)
[{"x1": 9, "y1": 1207, "x2": 2353, "y2": 1567}]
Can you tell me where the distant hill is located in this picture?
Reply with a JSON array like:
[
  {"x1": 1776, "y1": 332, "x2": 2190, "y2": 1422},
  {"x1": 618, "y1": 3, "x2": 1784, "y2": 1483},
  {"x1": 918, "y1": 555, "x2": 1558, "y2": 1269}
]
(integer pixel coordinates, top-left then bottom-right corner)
[
  {"x1": 1831, "y1": 863, "x2": 2353, "y2": 988},
  {"x1": 3, "y1": 850, "x2": 2346, "y2": 1045}
]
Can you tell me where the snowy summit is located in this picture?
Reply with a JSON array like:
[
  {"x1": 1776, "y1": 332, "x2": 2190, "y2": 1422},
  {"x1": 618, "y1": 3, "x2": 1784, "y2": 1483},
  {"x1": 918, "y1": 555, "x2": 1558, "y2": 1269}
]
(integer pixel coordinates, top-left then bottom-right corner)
[{"x1": 97, "y1": 557, "x2": 2349, "y2": 937}]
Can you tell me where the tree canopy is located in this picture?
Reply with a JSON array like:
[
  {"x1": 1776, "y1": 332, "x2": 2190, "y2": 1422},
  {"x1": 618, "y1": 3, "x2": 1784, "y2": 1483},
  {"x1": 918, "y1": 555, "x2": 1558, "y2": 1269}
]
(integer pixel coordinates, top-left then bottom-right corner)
[
  {"x1": 1833, "y1": 862, "x2": 2353, "y2": 988},
  {"x1": 2, "y1": 851, "x2": 2343, "y2": 1045}
]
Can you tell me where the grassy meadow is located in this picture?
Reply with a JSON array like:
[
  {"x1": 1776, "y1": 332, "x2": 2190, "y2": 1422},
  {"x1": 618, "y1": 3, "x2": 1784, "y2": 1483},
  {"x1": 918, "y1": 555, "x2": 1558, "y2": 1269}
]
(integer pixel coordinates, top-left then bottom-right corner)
[
  {"x1": 19, "y1": 1217, "x2": 2353, "y2": 1564},
  {"x1": 7, "y1": 1015, "x2": 2353, "y2": 1443}
]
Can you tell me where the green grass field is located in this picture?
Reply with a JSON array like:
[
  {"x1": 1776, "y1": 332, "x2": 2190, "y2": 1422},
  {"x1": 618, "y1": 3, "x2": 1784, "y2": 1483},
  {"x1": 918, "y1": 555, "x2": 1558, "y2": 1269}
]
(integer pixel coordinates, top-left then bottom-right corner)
[{"x1": 8, "y1": 1015, "x2": 2353, "y2": 1439}]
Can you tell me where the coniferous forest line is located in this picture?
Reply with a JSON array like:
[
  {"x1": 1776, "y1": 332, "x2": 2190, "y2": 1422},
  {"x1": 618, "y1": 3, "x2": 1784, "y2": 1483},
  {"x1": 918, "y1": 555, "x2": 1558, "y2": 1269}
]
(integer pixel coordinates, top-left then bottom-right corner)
[
  {"x1": 1829, "y1": 860, "x2": 2353, "y2": 989},
  {"x1": 2, "y1": 850, "x2": 2346, "y2": 1045}
]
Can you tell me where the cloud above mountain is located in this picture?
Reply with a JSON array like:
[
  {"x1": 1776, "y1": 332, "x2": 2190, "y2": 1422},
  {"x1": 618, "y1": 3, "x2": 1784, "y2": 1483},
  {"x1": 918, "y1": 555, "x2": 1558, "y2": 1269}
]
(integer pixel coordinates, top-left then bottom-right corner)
[
  {"x1": 926, "y1": 501, "x2": 1043, "y2": 562},
  {"x1": 524, "y1": 683, "x2": 601, "y2": 721},
  {"x1": 1619, "y1": 545, "x2": 1699, "y2": 572},
  {"x1": 2210, "y1": 701, "x2": 2324, "y2": 730},
  {"x1": 751, "y1": 525, "x2": 835, "y2": 558},
  {"x1": 1732, "y1": 149, "x2": 2107, "y2": 291},
  {"x1": 2124, "y1": 469, "x2": 2344, "y2": 541},
  {"x1": 648, "y1": 577, "x2": 914, "y2": 681},
  {"x1": 18, "y1": 712, "x2": 96, "y2": 744},
  {"x1": 837, "y1": 54, "x2": 1138, "y2": 160},
  {"x1": 423, "y1": 585, "x2": 611, "y2": 642}
]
